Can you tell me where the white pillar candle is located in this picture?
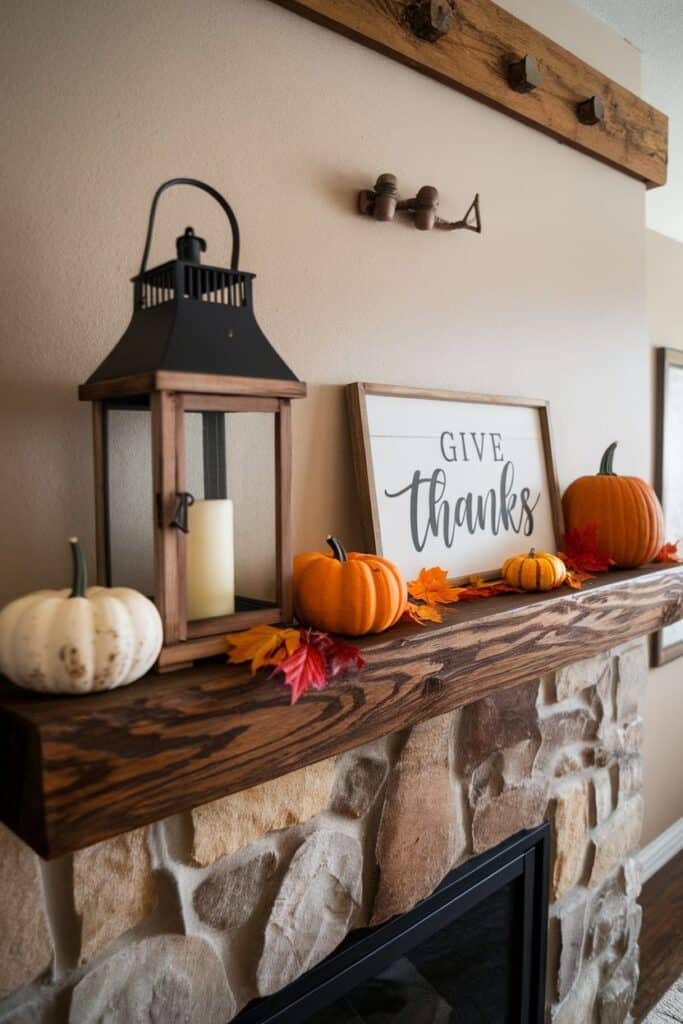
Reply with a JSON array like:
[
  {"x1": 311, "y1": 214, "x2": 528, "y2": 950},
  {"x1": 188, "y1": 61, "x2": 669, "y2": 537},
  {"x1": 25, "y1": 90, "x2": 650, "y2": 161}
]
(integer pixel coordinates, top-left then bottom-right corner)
[{"x1": 186, "y1": 499, "x2": 235, "y2": 620}]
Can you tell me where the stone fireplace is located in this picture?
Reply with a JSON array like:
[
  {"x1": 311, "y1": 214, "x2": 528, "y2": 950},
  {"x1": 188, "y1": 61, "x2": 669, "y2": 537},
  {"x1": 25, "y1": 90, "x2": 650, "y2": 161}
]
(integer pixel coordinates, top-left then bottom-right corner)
[{"x1": 0, "y1": 637, "x2": 647, "y2": 1023}]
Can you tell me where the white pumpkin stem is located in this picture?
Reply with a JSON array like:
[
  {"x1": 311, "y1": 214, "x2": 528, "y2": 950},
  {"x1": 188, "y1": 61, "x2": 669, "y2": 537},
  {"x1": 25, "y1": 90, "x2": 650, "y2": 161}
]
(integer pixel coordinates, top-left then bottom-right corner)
[{"x1": 69, "y1": 537, "x2": 87, "y2": 598}]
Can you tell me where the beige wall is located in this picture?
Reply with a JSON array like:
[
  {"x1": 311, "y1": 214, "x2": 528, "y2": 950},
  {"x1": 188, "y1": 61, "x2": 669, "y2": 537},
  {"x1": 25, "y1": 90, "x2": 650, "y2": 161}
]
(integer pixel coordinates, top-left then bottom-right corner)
[
  {"x1": 0, "y1": 2, "x2": 673, "y2": 837},
  {"x1": 641, "y1": 229, "x2": 683, "y2": 846}
]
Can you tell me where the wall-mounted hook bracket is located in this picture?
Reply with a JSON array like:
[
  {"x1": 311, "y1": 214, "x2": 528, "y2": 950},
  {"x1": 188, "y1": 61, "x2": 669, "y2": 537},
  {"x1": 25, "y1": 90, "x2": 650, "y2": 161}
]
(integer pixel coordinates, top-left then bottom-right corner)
[
  {"x1": 507, "y1": 54, "x2": 541, "y2": 93},
  {"x1": 406, "y1": 1, "x2": 454, "y2": 42},
  {"x1": 577, "y1": 95, "x2": 604, "y2": 125},
  {"x1": 358, "y1": 174, "x2": 482, "y2": 235}
]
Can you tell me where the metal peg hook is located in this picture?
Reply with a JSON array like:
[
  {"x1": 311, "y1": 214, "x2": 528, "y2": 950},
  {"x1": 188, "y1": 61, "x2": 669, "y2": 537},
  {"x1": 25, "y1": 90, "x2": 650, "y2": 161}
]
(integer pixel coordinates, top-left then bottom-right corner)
[
  {"x1": 170, "y1": 492, "x2": 195, "y2": 533},
  {"x1": 358, "y1": 174, "x2": 482, "y2": 234}
]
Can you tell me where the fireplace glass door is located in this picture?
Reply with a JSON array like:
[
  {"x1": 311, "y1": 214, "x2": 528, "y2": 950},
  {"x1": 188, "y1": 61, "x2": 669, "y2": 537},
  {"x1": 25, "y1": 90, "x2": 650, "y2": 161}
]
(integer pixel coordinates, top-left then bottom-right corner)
[{"x1": 237, "y1": 824, "x2": 549, "y2": 1024}]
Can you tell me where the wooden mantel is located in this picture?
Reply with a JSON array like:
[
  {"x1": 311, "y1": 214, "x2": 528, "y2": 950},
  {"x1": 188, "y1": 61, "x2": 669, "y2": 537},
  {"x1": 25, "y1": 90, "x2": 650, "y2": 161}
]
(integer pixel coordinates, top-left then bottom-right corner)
[
  {"x1": 268, "y1": 0, "x2": 668, "y2": 189},
  {"x1": 1, "y1": 564, "x2": 681, "y2": 859}
]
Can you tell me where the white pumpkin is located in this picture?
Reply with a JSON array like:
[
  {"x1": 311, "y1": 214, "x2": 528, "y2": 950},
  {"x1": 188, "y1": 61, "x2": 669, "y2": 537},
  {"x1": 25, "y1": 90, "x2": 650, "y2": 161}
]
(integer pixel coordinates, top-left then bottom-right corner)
[{"x1": 0, "y1": 538, "x2": 163, "y2": 694}]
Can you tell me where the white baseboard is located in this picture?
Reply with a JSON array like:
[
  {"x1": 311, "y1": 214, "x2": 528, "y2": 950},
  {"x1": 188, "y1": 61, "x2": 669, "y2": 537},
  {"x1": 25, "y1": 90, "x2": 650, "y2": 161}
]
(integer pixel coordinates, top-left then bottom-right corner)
[{"x1": 636, "y1": 817, "x2": 683, "y2": 883}]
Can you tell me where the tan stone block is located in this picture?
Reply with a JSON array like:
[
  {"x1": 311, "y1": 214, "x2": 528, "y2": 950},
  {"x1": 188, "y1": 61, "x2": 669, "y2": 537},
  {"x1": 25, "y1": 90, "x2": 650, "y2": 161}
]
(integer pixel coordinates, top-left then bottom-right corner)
[
  {"x1": 74, "y1": 827, "x2": 156, "y2": 962},
  {"x1": 589, "y1": 797, "x2": 644, "y2": 888},
  {"x1": 552, "y1": 780, "x2": 589, "y2": 900},
  {"x1": 615, "y1": 642, "x2": 647, "y2": 720},
  {"x1": 456, "y1": 681, "x2": 540, "y2": 774},
  {"x1": 372, "y1": 713, "x2": 466, "y2": 924},
  {"x1": 257, "y1": 831, "x2": 362, "y2": 996},
  {"x1": 193, "y1": 849, "x2": 278, "y2": 931},
  {"x1": 589, "y1": 884, "x2": 630, "y2": 957},
  {"x1": 472, "y1": 779, "x2": 548, "y2": 855},
  {"x1": 553, "y1": 891, "x2": 590, "y2": 1002},
  {"x1": 618, "y1": 755, "x2": 643, "y2": 803},
  {"x1": 330, "y1": 754, "x2": 388, "y2": 819},
  {"x1": 69, "y1": 935, "x2": 233, "y2": 1024},
  {"x1": 596, "y1": 717, "x2": 644, "y2": 765},
  {"x1": 551, "y1": 962, "x2": 599, "y2": 1024},
  {"x1": 555, "y1": 653, "x2": 611, "y2": 702},
  {"x1": 598, "y1": 949, "x2": 639, "y2": 1024},
  {"x1": 0, "y1": 824, "x2": 52, "y2": 998},
  {"x1": 191, "y1": 758, "x2": 337, "y2": 866},
  {"x1": 535, "y1": 708, "x2": 595, "y2": 775},
  {"x1": 591, "y1": 766, "x2": 615, "y2": 827}
]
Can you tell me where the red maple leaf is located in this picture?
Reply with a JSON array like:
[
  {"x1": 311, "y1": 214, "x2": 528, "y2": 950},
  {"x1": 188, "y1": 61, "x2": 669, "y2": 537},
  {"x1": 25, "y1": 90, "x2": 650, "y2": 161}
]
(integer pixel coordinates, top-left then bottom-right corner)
[
  {"x1": 559, "y1": 523, "x2": 614, "y2": 573},
  {"x1": 272, "y1": 641, "x2": 327, "y2": 704},
  {"x1": 306, "y1": 630, "x2": 365, "y2": 678},
  {"x1": 271, "y1": 629, "x2": 364, "y2": 704}
]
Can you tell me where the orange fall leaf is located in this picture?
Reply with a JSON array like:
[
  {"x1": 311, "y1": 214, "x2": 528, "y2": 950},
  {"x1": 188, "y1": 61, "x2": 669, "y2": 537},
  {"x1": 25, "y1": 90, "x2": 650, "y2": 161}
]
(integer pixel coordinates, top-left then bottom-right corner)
[
  {"x1": 408, "y1": 566, "x2": 462, "y2": 606},
  {"x1": 655, "y1": 541, "x2": 680, "y2": 564}
]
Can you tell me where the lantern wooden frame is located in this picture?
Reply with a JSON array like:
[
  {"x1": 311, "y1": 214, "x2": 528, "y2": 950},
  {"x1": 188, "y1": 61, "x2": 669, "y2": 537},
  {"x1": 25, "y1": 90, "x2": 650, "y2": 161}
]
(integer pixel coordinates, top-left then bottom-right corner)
[{"x1": 80, "y1": 370, "x2": 306, "y2": 671}]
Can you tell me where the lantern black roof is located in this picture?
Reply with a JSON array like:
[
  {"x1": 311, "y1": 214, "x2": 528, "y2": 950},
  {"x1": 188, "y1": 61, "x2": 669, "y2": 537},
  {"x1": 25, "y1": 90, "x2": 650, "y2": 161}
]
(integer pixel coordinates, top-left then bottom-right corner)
[{"x1": 85, "y1": 179, "x2": 300, "y2": 387}]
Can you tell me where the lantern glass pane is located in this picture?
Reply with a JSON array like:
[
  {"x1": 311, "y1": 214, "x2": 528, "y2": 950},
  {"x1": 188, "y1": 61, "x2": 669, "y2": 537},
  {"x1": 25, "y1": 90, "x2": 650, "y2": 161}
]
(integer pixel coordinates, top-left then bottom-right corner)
[
  {"x1": 184, "y1": 410, "x2": 277, "y2": 617},
  {"x1": 106, "y1": 407, "x2": 155, "y2": 596}
]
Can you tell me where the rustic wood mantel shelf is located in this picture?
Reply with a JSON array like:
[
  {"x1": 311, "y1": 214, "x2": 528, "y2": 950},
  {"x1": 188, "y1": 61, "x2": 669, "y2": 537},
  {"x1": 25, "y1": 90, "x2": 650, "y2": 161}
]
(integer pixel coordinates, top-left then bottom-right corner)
[{"x1": 1, "y1": 564, "x2": 681, "y2": 859}]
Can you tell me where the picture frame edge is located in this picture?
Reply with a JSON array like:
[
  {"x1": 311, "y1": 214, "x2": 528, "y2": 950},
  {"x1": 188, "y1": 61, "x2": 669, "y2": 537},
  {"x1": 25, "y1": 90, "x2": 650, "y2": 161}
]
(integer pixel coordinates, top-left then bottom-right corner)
[{"x1": 652, "y1": 345, "x2": 683, "y2": 665}]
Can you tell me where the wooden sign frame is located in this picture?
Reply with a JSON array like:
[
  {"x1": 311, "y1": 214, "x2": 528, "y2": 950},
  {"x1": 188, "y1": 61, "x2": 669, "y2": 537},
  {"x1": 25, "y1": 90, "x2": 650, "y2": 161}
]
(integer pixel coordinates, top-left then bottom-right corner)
[
  {"x1": 346, "y1": 382, "x2": 563, "y2": 582},
  {"x1": 653, "y1": 347, "x2": 683, "y2": 666},
  {"x1": 269, "y1": 0, "x2": 667, "y2": 189}
]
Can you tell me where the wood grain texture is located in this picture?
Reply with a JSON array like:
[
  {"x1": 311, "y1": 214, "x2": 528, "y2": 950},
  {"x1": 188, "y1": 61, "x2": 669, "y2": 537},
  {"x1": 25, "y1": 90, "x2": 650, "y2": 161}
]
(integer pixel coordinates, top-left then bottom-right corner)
[
  {"x1": 91, "y1": 401, "x2": 111, "y2": 586},
  {"x1": 633, "y1": 851, "x2": 683, "y2": 1021},
  {"x1": 269, "y1": 0, "x2": 667, "y2": 188},
  {"x1": 79, "y1": 372, "x2": 307, "y2": 402},
  {"x1": 1, "y1": 564, "x2": 680, "y2": 858},
  {"x1": 151, "y1": 390, "x2": 180, "y2": 645},
  {"x1": 276, "y1": 400, "x2": 294, "y2": 622}
]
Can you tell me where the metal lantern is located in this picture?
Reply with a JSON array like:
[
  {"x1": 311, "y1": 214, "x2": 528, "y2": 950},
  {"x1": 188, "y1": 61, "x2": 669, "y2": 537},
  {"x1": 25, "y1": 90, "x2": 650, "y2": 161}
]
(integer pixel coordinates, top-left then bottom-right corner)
[{"x1": 79, "y1": 178, "x2": 306, "y2": 670}]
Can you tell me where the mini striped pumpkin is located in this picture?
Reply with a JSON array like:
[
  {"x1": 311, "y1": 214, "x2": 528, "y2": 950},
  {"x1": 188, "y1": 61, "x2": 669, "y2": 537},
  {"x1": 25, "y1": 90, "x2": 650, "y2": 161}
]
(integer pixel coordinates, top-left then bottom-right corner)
[{"x1": 502, "y1": 548, "x2": 567, "y2": 591}]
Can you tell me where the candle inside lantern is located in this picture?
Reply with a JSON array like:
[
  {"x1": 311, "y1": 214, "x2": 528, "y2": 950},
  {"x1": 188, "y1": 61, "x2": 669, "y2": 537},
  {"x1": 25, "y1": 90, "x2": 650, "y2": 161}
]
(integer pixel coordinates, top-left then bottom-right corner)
[{"x1": 186, "y1": 499, "x2": 235, "y2": 620}]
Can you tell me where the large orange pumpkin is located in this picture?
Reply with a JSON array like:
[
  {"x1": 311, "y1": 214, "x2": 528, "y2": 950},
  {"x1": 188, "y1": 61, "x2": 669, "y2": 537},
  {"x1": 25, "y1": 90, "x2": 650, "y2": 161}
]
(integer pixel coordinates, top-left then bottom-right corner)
[
  {"x1": 294, "y1": 536, "x2": 407, "y2": 636},
  {"x1": 562, "y1": 442, "x2": 664, "y2": 568}
]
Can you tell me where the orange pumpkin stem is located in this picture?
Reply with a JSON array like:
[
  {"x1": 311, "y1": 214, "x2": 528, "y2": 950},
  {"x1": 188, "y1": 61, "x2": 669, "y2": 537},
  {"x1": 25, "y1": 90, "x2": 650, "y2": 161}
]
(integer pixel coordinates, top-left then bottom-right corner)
[
  {"x1": 598, "y1": 442, "x2": 618, "y2": 476},
  {"x1": 326, "y1": 535, "x2": 348, "y2": 563},
  {"x1": 528, "y1": 548, "x2": 536, "y2": 558}
]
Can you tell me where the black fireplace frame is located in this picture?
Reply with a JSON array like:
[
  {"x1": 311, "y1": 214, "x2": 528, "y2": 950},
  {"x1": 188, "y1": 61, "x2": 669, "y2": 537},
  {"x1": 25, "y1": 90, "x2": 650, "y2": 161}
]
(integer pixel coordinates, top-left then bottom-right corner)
[{"x1": 237, "y1": 823, "x2": 550, "y2": 1024}]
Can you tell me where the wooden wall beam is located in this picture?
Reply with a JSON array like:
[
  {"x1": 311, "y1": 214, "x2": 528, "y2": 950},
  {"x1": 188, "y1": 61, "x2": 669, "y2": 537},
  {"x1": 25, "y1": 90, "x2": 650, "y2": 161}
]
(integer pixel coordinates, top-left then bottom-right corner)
[{"x1": 269, "y1": 0, "x2": 667, "y2": 189}]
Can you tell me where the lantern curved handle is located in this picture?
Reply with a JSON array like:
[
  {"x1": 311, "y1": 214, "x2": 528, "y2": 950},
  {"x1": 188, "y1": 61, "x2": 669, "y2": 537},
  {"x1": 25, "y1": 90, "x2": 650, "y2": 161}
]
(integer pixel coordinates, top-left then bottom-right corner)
[{"x1": 138, "y1": 178, "x2": 240, "y2": 275}]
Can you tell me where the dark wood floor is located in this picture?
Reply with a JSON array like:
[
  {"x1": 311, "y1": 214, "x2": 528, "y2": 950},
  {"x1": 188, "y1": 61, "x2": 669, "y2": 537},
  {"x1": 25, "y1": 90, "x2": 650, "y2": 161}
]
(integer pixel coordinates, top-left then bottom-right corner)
[{"x1": 633, "y1": 850, "x2": 683, "y2": 1022}]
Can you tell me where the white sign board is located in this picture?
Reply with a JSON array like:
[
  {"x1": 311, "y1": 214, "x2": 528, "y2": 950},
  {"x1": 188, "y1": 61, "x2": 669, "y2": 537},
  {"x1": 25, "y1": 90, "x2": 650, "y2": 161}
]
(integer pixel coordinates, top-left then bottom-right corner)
[{"x1": 348, "y1": 385, "x2": 561, "y2": 582}]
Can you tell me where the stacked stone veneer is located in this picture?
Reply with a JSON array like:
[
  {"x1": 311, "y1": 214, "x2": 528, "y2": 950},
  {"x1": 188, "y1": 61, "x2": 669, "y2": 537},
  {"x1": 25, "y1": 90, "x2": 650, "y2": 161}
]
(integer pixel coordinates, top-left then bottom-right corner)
[{"x1": 0, "y1": 639, "x2": 647, "y2": 1023}]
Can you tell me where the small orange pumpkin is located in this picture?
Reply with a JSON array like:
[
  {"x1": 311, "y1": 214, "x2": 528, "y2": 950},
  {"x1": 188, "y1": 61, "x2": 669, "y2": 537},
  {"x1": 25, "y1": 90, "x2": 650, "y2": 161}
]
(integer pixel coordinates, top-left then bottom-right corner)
[
  {"x1": 502, "y1": 548, "x2": 567, "y2": 591},
  {"x1": 294, "y1": 536, "x2": 407, "y2": 636},
  {"x1": 562, "y1": 442, "x2": 664, "y2": 568}
]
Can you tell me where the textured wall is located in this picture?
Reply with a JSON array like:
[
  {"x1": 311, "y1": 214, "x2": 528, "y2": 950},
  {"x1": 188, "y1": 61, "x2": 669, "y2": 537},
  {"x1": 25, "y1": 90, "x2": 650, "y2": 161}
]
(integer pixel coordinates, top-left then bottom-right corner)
[
  {"x1": 641, "y1": 228, "x2": 683, "y2": 845},
  {"x1": 0, "y1": 639, "x2": 648, "y2": 1022},
  {"x1": 0, "y1": 0, "x2": 647, "y2": 604}
]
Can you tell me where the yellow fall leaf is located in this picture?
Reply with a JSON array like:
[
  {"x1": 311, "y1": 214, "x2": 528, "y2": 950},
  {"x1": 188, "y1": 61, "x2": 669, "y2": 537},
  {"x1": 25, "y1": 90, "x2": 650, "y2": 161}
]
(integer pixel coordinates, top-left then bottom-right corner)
[
  {"x1": 226, "y1": 625, "x2": 301, "y2": 674},
  {"x1": 404, "y1": 601, "x2": 443, "y2": 625}
]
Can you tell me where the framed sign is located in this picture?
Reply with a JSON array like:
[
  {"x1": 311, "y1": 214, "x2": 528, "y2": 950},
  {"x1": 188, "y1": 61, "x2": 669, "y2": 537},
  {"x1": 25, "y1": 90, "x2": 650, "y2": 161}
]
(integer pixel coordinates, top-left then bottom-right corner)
[
  {"x1": 653, "y1": 347, "x2": 683, "y2": 666},
  {"x1": 346, "y1": 383, "x2": 563, "y2": 582}
]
